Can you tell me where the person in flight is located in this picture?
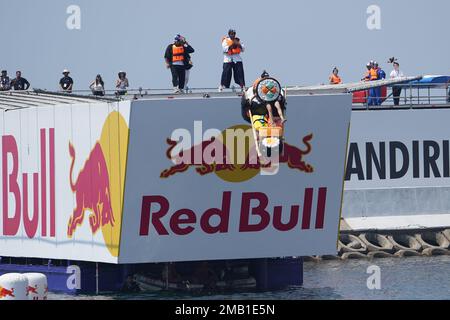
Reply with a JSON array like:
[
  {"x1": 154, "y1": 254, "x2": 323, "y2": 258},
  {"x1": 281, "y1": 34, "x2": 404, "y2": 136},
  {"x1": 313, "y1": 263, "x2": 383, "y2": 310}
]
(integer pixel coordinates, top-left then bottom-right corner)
[{"x1": 242, "y1": 71, "x2": 286, "y2": 128}]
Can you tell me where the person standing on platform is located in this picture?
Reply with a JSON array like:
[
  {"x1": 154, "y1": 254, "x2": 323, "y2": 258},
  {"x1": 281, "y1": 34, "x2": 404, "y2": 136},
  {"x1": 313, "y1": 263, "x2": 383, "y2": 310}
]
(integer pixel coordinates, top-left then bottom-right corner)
[
  {"x1": 390, "y1": 61, "x2": 404, "y2": 106},
  {"x1": 219, "y1": 29, "x2": 245, "y2": 92},
  {"x1": 165, "y1": 34, "x2": 195, "y2": 94}
]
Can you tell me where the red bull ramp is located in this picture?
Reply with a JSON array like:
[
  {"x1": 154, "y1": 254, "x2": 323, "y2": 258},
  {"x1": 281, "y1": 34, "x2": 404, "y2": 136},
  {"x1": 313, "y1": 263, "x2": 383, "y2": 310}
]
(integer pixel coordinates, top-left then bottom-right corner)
[{"x1": 0, "y1": 91, "x2": 351, "y2": 264}]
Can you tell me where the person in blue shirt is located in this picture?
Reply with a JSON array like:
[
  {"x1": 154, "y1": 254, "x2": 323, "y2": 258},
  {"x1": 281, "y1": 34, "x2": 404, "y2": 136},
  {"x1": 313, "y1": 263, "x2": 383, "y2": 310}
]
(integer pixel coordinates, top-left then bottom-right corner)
[{"x1": 375, "y1": 62, "x2": 386, "y2": 105}]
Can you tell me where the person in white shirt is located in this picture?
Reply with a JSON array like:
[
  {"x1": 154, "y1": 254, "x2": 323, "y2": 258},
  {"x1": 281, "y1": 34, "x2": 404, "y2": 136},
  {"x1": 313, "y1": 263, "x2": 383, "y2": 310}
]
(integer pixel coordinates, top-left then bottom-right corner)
[
  {"x1": 115, "y1": 71, "x2": 129, "y2": 96},
  {"x1": 89, "y1": 74, "x2": 105, "y2": 96},
  {"x1": 219, "y1": 29, "x2": 245, "y2": 91},
  {"x1": 390, "y1": 62, "x2": 404, "y2": 106}
]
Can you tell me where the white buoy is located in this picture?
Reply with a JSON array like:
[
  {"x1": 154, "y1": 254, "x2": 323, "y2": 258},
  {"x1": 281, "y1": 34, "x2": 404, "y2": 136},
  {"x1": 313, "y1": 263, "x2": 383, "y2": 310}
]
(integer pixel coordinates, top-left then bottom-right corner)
[
  {"x1": 0, "y1": 273, "x2": 29, "y2": 300},
  {"x1": 23, "y1": 273, "x2": 48, "y2": 300}
]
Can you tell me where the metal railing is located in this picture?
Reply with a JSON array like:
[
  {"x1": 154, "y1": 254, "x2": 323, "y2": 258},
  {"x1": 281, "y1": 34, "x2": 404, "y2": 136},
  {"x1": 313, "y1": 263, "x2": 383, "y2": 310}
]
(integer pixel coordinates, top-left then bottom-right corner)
[{"x1": 352, "y1": 82, "x2": 450, "y2": 110}]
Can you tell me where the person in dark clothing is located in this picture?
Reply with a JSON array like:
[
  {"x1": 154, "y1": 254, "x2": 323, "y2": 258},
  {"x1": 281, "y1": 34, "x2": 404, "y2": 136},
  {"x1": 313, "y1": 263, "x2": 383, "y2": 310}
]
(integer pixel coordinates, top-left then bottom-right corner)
[
  {"x1": 0, "y1": 70, "x2": 11, "y2": 91},
  {"x1": 164, "y1": 34, "x2": 195, "y2": 93},
  {"x1": 219, "y1": 29, "x2": 245, "y2": 91},
  {"x1": 10, "y1": 71, "x2": 30, "y2": 90},
  {"x1": 59, "y1": 69, "x2": 74, "y2": 93}
]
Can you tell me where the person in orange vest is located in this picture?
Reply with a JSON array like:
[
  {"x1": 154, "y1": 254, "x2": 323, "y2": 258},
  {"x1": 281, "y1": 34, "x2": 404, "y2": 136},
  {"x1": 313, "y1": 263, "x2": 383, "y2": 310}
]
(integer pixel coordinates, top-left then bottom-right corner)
[
  {"x1": 368, "y1": 61, "x2": 380, "y2": 106},
  {"x1": 164, "y1": 34, "x2": 195, "y2": 93},
  {"x1": 362, "y1": 62, "x2": 372, "y2": 81},
  {"x1": 219, "y1": 29, "x2": 245, "y2": 92},
  {"x1": 329, "y1": 67, "x2": 342, "y2": 85}
]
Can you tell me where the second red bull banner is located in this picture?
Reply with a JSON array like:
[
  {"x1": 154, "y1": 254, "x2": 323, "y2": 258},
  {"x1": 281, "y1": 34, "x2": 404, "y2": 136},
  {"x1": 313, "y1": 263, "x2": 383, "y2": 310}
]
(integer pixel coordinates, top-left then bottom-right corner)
[
  {"x1": 0, "y1": 93, "x2": 351, "y2": 264},
  {"x1": 118, "y1": 94, "x2": 351, "y2": 263}
]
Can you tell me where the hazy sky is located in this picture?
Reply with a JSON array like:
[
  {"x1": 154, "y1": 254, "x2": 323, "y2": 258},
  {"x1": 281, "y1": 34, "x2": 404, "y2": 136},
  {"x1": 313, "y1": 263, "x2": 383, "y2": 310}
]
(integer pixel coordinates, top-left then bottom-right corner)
[{"x1": 1, "y1": 0, "x2": 449, "y2": 91}]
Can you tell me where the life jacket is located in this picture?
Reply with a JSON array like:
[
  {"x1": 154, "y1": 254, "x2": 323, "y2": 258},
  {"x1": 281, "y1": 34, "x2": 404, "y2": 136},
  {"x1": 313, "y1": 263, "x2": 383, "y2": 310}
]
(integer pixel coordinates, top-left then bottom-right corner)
[
  {"x1": 222, "y1": 36, "x2": 242, "y2": 55},
  {"x1": 172, "y1": 45, "x2": 185, "y2": 62},
  {"x1": 330, "y1": 74, "x2": 342, "y2": 84},
  {"x1": 370, "y1": 68, "x2": 379, "y2": 80}
]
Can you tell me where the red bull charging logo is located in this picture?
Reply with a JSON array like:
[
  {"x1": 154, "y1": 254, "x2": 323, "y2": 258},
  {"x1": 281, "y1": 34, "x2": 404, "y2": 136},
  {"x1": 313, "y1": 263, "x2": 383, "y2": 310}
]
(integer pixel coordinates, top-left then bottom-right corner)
[
  {"x1": 0, "y1": 286, "x2": 15, "y2": 299},
  {"x1": 160, "y1": 124, "x2": 313, "y2": 183},
  {"x1": 67, "y1": 111, "x2": 129, "y2": 257}
]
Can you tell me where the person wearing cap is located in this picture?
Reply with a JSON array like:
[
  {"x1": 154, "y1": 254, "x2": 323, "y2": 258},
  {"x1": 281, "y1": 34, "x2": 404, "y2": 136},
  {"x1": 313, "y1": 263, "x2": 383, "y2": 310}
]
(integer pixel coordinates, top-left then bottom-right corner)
[
  {"x1": 10, "y1": 71, "x2": 30, "y2": 91},
  {"x1": 0, "y1": 70, "x2": 11, "y2": 91},
  {"x1": 390, "y1": 61, "x2": 404, "y2": 106},
  {"x1": 90, "y1": 74, "x2": 105, "y2": 96},
  {"x1": 59, "y1": 69, "x2": 74, "y2": 93},
  {"x1": 329, "y1": 67, "x2": 342, "y2": 85},
  {"x1": 164, "y1": 34, "x2": 195, "y2": 94},
  {"x1": 219, "y1": 29, "x2": 245, "y2": 92},
  {"x1": 367, "y1": 61, "x2": 380, "y2": 106},
  {"x1": 362, "y1": 62, "x2": 372, "y2": 81},
  {"x1": 115, "y1": 71, "x2": 129, "y2": 96}
]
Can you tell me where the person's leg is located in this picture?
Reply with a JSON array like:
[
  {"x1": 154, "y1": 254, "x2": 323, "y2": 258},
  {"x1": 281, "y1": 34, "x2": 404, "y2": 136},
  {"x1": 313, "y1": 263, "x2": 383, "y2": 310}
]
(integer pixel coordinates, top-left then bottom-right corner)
[
  {"x1": 221, "y1": 63, "x2": 232, "y2": 88},
  {"x1": 376, "y1": 87, "x2": 382, "y2": 105},
  {"x1": 266, "y1": 103, "x2": 274, "y2": 125},
  {"x1": 170, "y1": 66, "x2": 179, "y2": 88},
  {"x1": 177, "y1": 66, "x2": 186, "y2": 89},
  {"x1": 233, "y1": 62, "x2": 245, "y2": 88},
  {"x1": 393, "y1": 86, "x2": 400, "y2": 106},
  {"x1": 368, "y1": 88, "x2": 374, "y2": 106},
  {"x1": 274, "y1": 101, "x2": 286, "y2": 122},
  {"x1": 184, "y1": 69, "x2": 190, "y2": 87}
]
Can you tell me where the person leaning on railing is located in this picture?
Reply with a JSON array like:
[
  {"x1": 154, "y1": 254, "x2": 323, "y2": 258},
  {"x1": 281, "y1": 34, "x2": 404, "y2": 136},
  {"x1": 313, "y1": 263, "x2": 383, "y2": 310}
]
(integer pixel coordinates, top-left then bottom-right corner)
[
  {"x1": 60, "y1": 69, "x2": 74, "y2": 93},
  {"x1": 116, "y1": 71, "x2": 129, "y2": 96},
  {"x1": 10, "y1": 70, "x2": 30, "y2": 91},
  {"x1": 89, "y1": 74, "x2": 105, "y2": 96},
  {"x1": 329, "y1": 67, "x2": 342, "y2": 85},
  {"x1": 390, "y1": 61, "x2": 404, "y2": 106}
]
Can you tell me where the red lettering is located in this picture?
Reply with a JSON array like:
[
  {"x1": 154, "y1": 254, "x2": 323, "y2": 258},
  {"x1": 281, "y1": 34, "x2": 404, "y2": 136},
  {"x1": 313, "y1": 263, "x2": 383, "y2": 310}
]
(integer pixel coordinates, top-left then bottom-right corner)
[
  {"x1": 23, "y1": 173, "x2": 39, "y2": 238},
  {"x1": 200, "y1": 191, "x2": 231, "y2": 234},
  {"x1": 2, "y1": 136, "x2": 21, "y2": 236},
  {"x1": 301, "y1": 188, "x2": 313, "y2": 229},
  {"x1": 239, "y1": 192, "x2": 270, "y2": 232},
  {"x1": 140, "y1": 195, "x2": 169, "y2": 235},
  {"x1": 40, "y1": 129, "x2": 47, "y2": 236},
  {"x1": 315, "y1": 187, "x2": 327, "y2": 229},
  {"x1": 170, "y1": 209, "x2": 196, "y2": 235},
  {"x1": 273, "y1": 205, "x2": 300, "y2": 231},
  {"x1": 49, "y1": 128, "x2": 55, "y2": 237}
]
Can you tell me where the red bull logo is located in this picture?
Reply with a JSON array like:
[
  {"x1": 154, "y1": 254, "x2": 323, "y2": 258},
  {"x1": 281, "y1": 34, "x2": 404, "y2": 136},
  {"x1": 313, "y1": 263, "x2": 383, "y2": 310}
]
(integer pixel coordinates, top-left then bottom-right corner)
[
  {"x1": 0, "y1": 286, "x2": 15, "y2": 299},
  {"x1": 160, "y1": 124, "x2": 313, "y2": 182},
  {"x1": 67, "y1": 142, "x2": 114, "y2": 237},
  {"x1": 26, "y1": 285, "x2": 38, "y2": 296},
  {"x1": 66, "y1": 111, "x2": 129, "y2": 257}
]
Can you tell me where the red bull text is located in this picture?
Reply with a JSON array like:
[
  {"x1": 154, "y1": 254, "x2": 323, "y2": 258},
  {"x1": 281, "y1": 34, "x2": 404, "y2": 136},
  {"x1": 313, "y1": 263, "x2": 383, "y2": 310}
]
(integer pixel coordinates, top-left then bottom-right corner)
[
  {"x1": 139, "y1": 188, "x2": 327, "y2": 236},
  {"x1": 1, "y1": 129, "x2": 55, "y2": 238}
]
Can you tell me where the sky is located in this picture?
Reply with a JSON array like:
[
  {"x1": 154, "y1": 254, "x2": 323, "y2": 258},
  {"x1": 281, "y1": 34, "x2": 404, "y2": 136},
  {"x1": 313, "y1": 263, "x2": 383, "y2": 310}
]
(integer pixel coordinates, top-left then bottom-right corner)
[{"x1": 1, "y1": 0, "x2": 449, "y2": 91}]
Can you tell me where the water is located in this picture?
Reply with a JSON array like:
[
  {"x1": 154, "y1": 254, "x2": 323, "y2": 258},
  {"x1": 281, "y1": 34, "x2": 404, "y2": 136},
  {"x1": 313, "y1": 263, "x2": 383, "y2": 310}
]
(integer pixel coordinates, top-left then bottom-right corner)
[{"x1": 48, "y1": 255, "x2": 450, "y2": 300}]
